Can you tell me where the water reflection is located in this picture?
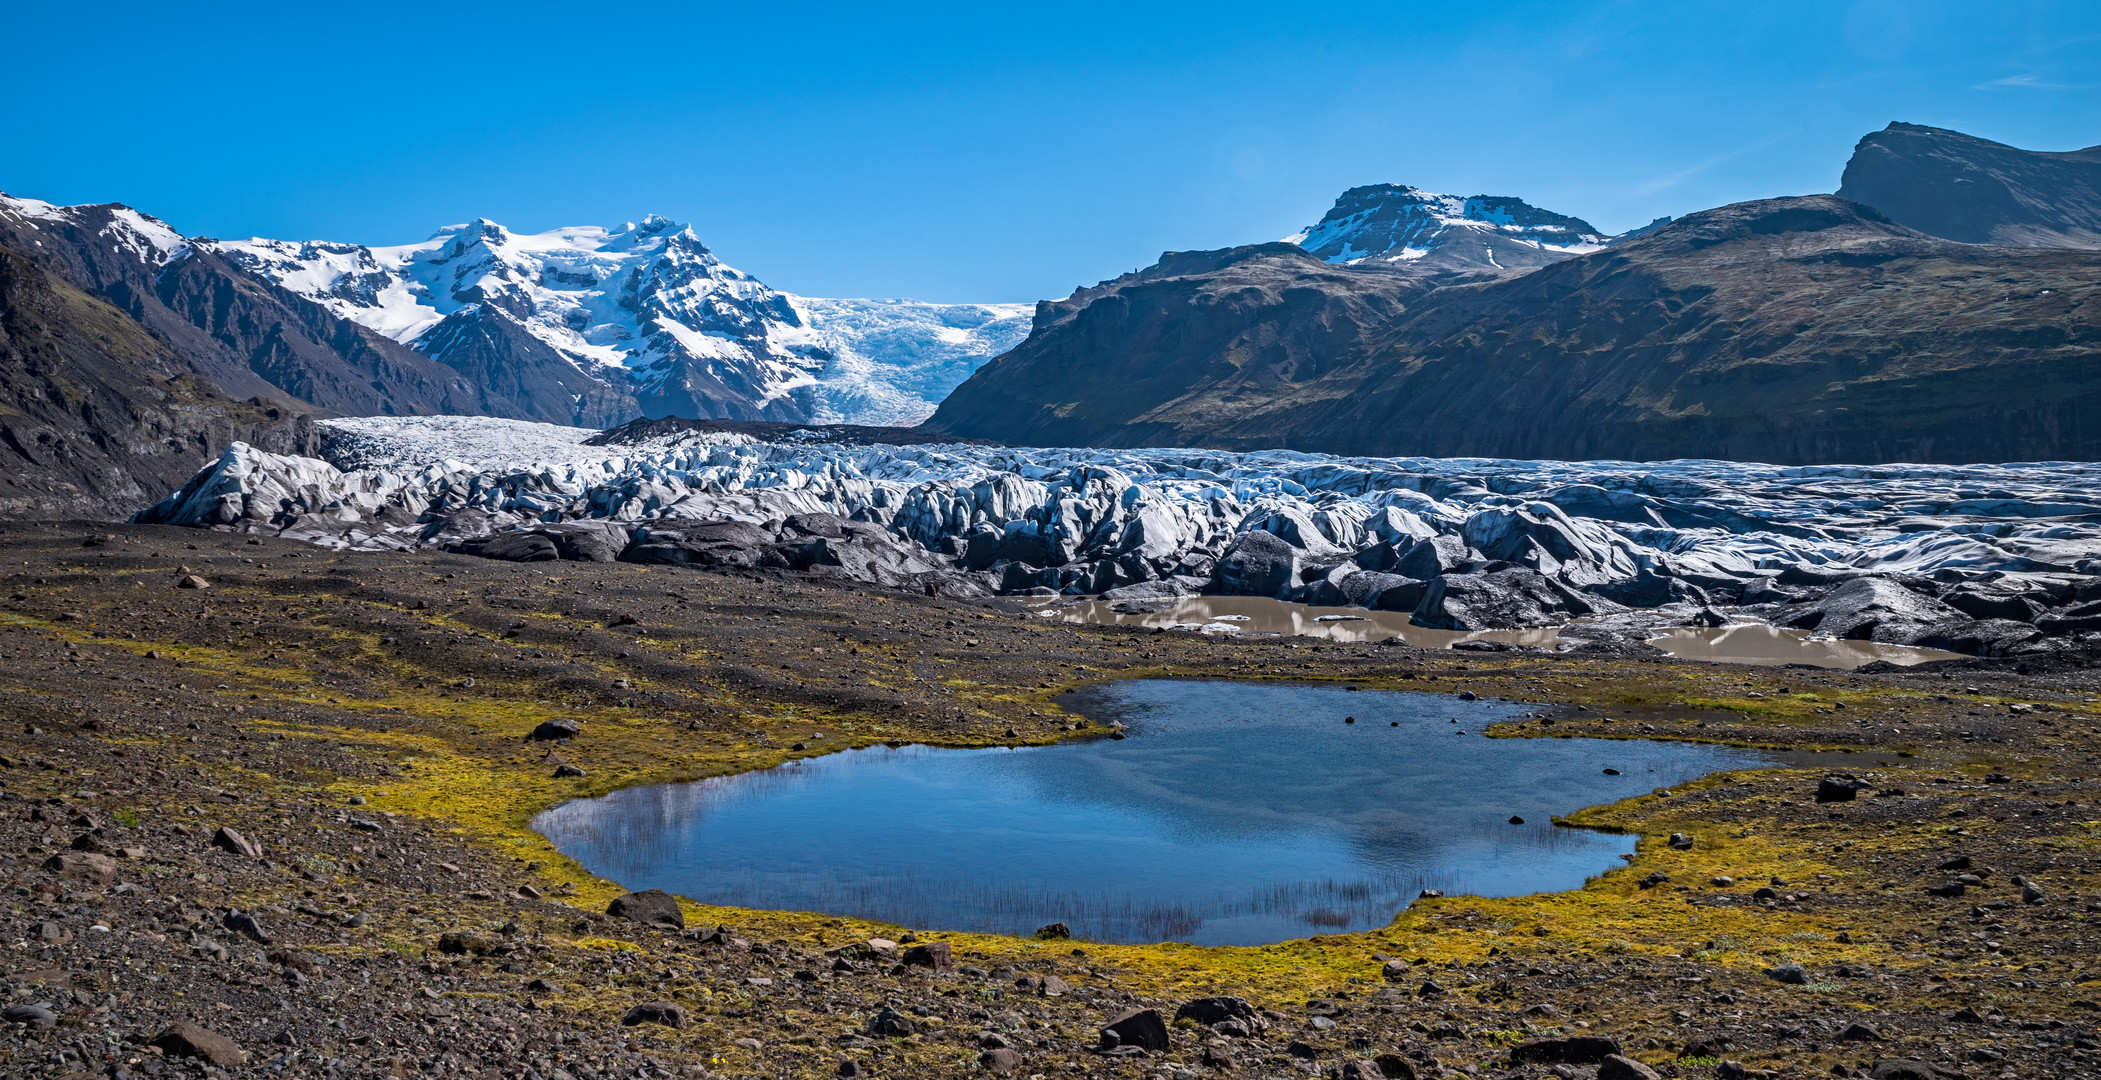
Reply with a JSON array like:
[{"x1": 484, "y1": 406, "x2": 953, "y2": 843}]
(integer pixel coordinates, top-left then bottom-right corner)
[
  {"x1": 536, "y1": 680, "x2": 1817, "y2": 945},
  {"x1": 1028, "y1": 595, "x2": 1956, "y2": 669}
]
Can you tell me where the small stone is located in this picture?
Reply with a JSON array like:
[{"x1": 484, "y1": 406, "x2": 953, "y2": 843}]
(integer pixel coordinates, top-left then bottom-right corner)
[
  {"x1": 211, "y1": 826, "x2": 262, "y2": 859},
  {"x1": 176, "y1": 575, "x2": 211, "y2": 590},
  {"x1": 28, "y1": 921, "x2": 72, "y2": 944},
  {"x1": 901, "y1": 941, "x2": 953, "y2": 970},
  {"x1": 621, "y1": 1001, "x2": 687, "y2": 1030},
  {"x1": 517, "y1": 884, "x2": 543, "y2": 899},
  {"x1": 1035, "y1": 921, "x2": 1071, "y2": 939},
  {"x1": 150, "y1": 1021, "x2": 247, "y2": 1066},
  {"x1": 1837, "y1": 1022, "x2": 1881, "y2": 1042},
  {"x1": 867, "y1": 1007, "x2": 916, "y2": 1036},
  {"x1": 732, "y1": 1037, "x2": 763, "y2": 1052},
  {"x1": 1710, "y1": 876, "x2": 1735, "y2": 887},
  {"x1": 1598, "y1": 1054, "x2": 1663, "y2": 1080},
  {"x1": 525, "y1": 978, "x2": 558, "y2": 993},
  {"x1": 2, "y1": 1005, "x2": 57, "y2": 1028},
  {"x1": 1766, "y1": 963, "x2": 1811, "y2": 985},
  {"x1": 1175, "y1": 996, "x2": 1262, "y2": 1029},
  {"x1": 1382, "y1": 958, "x2": 1410, "y2": 981},
  {"x1": 837, "y1": 1060, "x2": 866, "y2": 1078},
  {"x1": 553, "y1": 764, "x2": 586, "y2": 778},
  {"x1": 223, "y1": 909, "x2": 270, "y2": 944},
  {"x1": 979, "y1": 1047, "x2": 1023, "y2": 1073},
  {"x1": 1668, "y1": 832, "x2": 1694, "y2": 850},
  {"x1": 437, "y1": 932, "x2": 497, "y2": 955}
]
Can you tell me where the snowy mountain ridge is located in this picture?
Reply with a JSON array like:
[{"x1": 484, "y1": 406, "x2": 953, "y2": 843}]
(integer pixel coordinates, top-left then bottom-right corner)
[
  {"x1": 1286, "y1": 184, "x2": 1652, "y2": 271},
  {"x1": 210, "y1": 215, "x2": 1030, "y2": 426}
]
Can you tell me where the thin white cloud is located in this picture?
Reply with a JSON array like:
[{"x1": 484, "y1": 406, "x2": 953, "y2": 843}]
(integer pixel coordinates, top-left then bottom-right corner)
[
  {"x1": 1633, "y1": 136, "x2": 1790, "y2": 196},
  {"x1": 1973, "y1": 73, "x2": 2089, "y2": 90}
]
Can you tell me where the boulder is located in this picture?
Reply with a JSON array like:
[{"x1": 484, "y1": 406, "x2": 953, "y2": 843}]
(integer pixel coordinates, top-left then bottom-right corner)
[
  {"x1": 1510, "y1": 1036, "x2": 1622, "y2": 1065},
  {"x1": 1765, "y1": 963, "x2": 1811, "y2": 984},
  {"x1": 211, "y1": 826, "x2": 263, "y2": 858},
  {"x1": 900, "y1": 941, "x2": 952, "y2": 970},
  {"x1": 150, "y1": 1022, "x2": 247, "y2": 1067},
  {"x1": 526, "y1": 718, "x2": 582, "y2": 742},
  {"x1": 621, "y1": 1001, "x2": 687, "y2": 1030},
  {"x1": 606, "y1": 889, "x2": 684, "y2": 928},
  {"x1": 1598, "y1": 1055, "x2": 1663, "y2": 1080},
  {"x1": 1175, "y1": 996, "x2": 1263, "y2": 1029},
  {"x1": 42, "y1": 851, "x2": 117, "y2": 886},
  {"x1": 1816, "y1": 777, "x2": 1871, "y2": 802},
  {"x1": 1099, "y1": 1007, "x2": 1169, "y2": 1052},
  {"x1": 978, "y1": 1048, "x2": 1023, "y2": 1073}
]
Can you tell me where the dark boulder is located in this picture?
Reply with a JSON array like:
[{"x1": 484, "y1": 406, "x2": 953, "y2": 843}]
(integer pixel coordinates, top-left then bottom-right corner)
[
  {"x1": 606, "y1": 888, "x2": 684, "y2": 928},
  {"x1": 1817, "y1": 776, "x2": 1872, "y2": 802},
  {"x1": 621, "y1": 1001, "x2": 688, "y2": 1030},
  {"x1": 1511, "y1": 1036, "x2": 1622, "y2": 1065},
  {"x1": 1099, "y1": 1007, "x2": 1170, "y2": 1052},
  {"x1": 900, "y1": 941, "x2": 952, "y2": 970},
  {"x1": 526, "y1": 718, "x2": 582, "y2": 742},
  {"x1": 1175, "y1": 996, "x2": 1262, "y2": 1029}
]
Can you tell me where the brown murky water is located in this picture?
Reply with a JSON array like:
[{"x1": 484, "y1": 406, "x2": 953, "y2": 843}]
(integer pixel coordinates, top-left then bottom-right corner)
[{"x1": 1026, "y1": 595, "x2": 1961, "y2": 669}]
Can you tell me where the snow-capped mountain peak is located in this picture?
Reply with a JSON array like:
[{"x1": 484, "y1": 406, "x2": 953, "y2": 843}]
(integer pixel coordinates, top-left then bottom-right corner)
[
  {"x1": 212, "y1": 214, "x2": 1030, "y2": 425},
  {"x1": 1286, "y1": 184, "x2": 1612, "y2": 270}
]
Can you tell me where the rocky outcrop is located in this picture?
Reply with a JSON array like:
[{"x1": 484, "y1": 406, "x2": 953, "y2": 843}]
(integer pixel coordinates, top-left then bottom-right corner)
[
  {"x1": 1838, "y1": 122, "x2": 2101, "y2": 249},
  {"x1": 926, "y1": 195, "x2": 2101, "y2": 465}
]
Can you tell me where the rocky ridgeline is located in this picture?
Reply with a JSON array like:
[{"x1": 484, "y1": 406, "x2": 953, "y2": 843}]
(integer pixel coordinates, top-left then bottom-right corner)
[{"x1": 135, "y1": 418, "x2": 2101, "y2": 658}]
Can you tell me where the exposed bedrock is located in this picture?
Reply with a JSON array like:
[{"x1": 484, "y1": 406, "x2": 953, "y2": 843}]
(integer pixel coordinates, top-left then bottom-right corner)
[{"x1": 135, "y1": 425, "x2": 2101, "y2": 657}]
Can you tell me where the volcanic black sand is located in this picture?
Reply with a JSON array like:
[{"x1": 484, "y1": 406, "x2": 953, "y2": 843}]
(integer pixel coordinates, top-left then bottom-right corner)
[{"x1": 2, "y1": 521, "x2": 2097, "y2": 1080}]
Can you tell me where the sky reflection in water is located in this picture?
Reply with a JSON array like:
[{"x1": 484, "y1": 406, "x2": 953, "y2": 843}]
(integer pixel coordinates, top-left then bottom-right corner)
[{"x1": 534, "y1": 680, "x2": 1786, "y2": 945}]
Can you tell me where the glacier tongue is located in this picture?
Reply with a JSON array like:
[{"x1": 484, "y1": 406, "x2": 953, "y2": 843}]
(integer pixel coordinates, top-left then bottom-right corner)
[{"x1": 134, "y1": 416, "x2": 2101, "y2": 655}]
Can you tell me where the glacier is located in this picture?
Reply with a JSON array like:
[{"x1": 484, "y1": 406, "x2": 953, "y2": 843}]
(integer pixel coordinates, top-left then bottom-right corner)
[{"x1": 137, "y1": 416, "x2": 2101, "y2": 659}]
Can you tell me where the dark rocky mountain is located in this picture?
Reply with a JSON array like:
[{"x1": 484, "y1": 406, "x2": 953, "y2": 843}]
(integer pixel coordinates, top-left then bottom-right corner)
[
  {"x1": 1838, "y1": 122, "x2": 2101, "y2": 248},
  {"x1": 927, "y1": 196, "x2": 2101, "y2": 464},
  {"x1": 0, "y1": 195, "x2": 644, "y2": 517},
  {"x1": 0, "y1": 243, "x2": 317, "y2": 519}
]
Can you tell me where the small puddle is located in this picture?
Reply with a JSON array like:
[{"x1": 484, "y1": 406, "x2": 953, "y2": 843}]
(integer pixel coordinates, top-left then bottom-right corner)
[
  {"x1": 1028, "y1": 596, "x2": 1956, "y2": 669},
  {"x1": 534, "y1": 679, "x2": 1886, "y2": 945}
]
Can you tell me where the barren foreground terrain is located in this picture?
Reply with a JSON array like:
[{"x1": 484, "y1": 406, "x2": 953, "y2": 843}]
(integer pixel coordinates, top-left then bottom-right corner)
[{"x1": 1, "y1": 522, "x2": 2097, "y2": 1080}]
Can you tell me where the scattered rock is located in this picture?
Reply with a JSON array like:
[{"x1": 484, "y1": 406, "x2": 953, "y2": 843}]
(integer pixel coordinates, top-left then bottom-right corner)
[
  {"x1": 1765, "y1": 963, "x2": 1811, "y2": 985},
  {"x1": 1511, "y1": 1036, "x2": 1622, "y2": 1065},
  {"x1": 1598, "y1": 1054, "x2": 1664, "y2": 1080},
  {"x1": 150, "y1": 1022, "x2": 247, "y2": 1066},
  {"x1": 620, "y1": 1001, "x2": 687, "y2": 1030},
  {"x1": 979, "y1": 1047, "x2": 1023, "y2": 1073},
  {"x1": 211, "y1": 825, "x2": 262, "y2": 858},
  {"x1": 1034, "y1": 921, "x2": 1071, "y2": 939},
  {"x1": 901, "y1": 941, "x2": 953, "y2": 970},
  {"x1": 176, "y1": 575, "x2": 211, "y2": 590},
  {"x1": 41, "y1": 851, "x2": 116, "y2": 886}
]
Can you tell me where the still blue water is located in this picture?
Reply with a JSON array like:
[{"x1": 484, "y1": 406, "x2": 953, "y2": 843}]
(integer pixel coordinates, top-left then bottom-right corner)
[{"x1": 533, "y1": 680, "x2": 1790, "y2": 946}]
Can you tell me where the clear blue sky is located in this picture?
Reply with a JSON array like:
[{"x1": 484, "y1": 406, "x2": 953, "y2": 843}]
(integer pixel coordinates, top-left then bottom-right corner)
[{"x1": 4, "y1": 1, "x2": 2097, "y2": 302}]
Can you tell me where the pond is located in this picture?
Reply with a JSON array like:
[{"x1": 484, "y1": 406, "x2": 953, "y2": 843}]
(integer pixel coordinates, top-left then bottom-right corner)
[
  {"x1": 534, "y1": 679, "x2": 1870, "y2": 946},
  {"x1": 1026, "y1": 595, "x2": 1960, "y2": 669}
]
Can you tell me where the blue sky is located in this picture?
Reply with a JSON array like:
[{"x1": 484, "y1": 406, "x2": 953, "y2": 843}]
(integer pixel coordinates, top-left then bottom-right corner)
[{"x1": 4, "y1": 1, "x2": 2097, "y2": 302}]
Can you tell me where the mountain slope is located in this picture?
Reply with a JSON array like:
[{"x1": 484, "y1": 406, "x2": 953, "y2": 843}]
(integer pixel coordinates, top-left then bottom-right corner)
[
  {"x1": 1286, "y1": 184, "x2": 1622, "y2": 270},
  {"x1": 0, "y1": 242, "x2": 315, "y2": 519},
  {"x1": 928, "y1": 197, "x2": 2101, "y2": 464},
  {"x1": 1838, "y1": 122, "x2": 2101, "y2": 248}
]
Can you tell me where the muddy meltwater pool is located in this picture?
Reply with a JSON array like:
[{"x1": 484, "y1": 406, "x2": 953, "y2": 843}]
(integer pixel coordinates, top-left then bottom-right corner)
[
  {"x1": 1028, "y1": 596, "x2": 1961, "y2": 669},
  {"x1": 534, "y1": 680, "x2": 1875, "y2": 946}
]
